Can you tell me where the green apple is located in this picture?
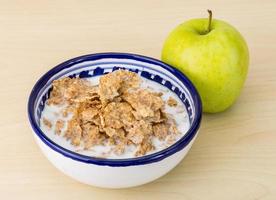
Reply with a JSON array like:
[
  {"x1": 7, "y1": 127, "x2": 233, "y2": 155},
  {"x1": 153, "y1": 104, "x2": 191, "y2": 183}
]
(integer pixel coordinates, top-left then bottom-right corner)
[{"x1": 162, "y1": 10, "x2": 249, "y2": 113}]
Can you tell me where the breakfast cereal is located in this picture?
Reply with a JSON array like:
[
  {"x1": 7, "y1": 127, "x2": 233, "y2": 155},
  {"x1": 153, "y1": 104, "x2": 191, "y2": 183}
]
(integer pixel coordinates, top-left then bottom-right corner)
[{"x1": 41, "y1": 70, "x2": 189, "y2": 158}]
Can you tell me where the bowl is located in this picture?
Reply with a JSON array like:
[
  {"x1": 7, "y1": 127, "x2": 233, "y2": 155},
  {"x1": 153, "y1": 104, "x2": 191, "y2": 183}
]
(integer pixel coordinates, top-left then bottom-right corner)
[{"x1": 28, "y1": 52, "x2": 202, "y2": 188}]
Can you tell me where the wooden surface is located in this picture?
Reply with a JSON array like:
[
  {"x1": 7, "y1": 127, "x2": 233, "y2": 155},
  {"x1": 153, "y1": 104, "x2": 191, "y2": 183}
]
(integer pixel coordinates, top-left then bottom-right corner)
[{"x1": 1, "y1": 0, "x2": 276, "y2": 199}]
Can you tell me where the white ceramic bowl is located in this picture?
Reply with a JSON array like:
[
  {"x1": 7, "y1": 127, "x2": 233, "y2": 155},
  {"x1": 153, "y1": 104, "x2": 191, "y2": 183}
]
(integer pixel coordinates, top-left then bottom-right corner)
[{"x1": 28, "y1": 53, "x2": 202, "y2": 188}]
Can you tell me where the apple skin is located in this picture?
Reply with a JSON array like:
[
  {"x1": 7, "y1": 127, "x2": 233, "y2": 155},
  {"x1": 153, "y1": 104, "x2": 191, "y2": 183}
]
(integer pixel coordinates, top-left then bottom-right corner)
[{"x1": 162, "y1": 19, "x2": 249, "y2": 113}]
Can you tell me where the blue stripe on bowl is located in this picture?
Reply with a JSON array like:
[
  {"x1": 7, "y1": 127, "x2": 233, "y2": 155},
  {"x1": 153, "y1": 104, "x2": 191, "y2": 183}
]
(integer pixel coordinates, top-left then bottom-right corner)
[{"x1": 28, "y1": 52, "x2": 202, "y2": 167}]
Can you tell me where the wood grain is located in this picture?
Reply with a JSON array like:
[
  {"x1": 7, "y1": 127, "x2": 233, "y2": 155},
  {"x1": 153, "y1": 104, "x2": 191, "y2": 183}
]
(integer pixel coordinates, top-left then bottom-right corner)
[{"x1": 0, "y1": 0, "x2": 275, "y2": 199}]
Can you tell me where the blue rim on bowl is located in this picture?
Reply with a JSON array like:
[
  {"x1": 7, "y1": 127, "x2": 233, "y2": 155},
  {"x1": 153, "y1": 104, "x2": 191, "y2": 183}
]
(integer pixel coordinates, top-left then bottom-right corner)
[{"x1": 28, "y1": 52, "x2": 202, "y2": 167}]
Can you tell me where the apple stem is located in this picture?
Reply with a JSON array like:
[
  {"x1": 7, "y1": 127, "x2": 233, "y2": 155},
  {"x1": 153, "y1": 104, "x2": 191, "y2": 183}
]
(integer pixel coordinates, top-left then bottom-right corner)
[{"x1": 207, "y1": 9, "x2": 212, "y2": 33}]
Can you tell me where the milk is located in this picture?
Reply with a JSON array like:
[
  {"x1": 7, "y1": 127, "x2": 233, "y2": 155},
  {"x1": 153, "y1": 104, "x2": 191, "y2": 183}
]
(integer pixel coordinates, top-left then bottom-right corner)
[{"x1": 40, "y1": 76, "x2": 190, "y2": 159}]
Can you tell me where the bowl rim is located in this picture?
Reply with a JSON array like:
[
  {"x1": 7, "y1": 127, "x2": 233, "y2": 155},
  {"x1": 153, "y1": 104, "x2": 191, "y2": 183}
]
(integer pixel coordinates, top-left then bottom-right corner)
[{"x1": 28, "y1": 52, "x2": 202, "y2": 167}]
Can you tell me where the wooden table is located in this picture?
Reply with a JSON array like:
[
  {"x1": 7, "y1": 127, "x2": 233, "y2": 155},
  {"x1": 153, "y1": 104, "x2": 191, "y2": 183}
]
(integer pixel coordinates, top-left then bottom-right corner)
[{"x1": 1, "y1": 0, "x2": 275, "y2": 199}]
